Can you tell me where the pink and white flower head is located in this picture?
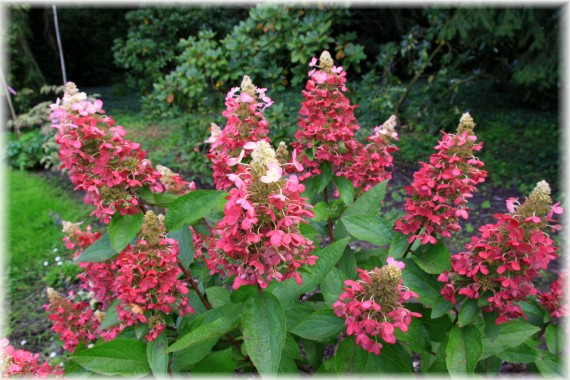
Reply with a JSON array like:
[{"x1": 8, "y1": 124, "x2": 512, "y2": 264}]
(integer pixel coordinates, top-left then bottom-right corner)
[
  {"x1": 539, "y1": 273, "x2": 567, "y2": 319},
  {"x1": 439, "y1": 180, "x2": 562, "y2": 324},
  {"x1": 334, "y1": 257, "x2": 421, "y2": 355},
  {"x1": 1, "y1": 338, "x2": 64, "y2": 377},
  {"x1": 49, "y1": 82, "x2": 163, "y2": 224},
  {"x1": 114, "y1": 211, "x2": 194, "y2": 341},
  {"x1": 207, "y1": 140, "x2": 317, "y2": 289},
  {"x1": 293, "y1": 52, "x2": 398, "y2": 191},
  {"x1": 208, "y1": 76, "x2": 272, "y2": 190},
  {"x1": 395, "y1": 113, "x2": 487, "y2": 244}
]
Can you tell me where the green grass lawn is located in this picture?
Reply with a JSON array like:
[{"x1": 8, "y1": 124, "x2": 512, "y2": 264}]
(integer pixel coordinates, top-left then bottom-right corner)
[{"x1": 6, "y1": 169, "x2": 96, "y2": 354}]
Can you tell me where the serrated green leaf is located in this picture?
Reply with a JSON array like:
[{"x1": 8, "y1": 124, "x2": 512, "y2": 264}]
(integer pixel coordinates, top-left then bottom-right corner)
[
  {"x1": 290, "y1": 309, "x2": 344, "y2": 341},
  {"x1": 342, "y1": 215, "x2": 394, "y2": 246},
  {"x1": 343, "y1": 181, "x2": 387, "y2": 217},
  {"x1": 147, "y1": 333, "x2": 168, "y2": 376},
  {"x1": 168, "y1": 303, "x2": 242, "y2": 352},
  {"x1": 545, "y1": 324, "x2": 563, "y2": 354},
  {"x1": 320, "y1": 267, "x2": 347, "y2": 307},
  {"x1": 334, "y1": 336, "x2": 368, "y2": 373},
  {"x1": 333, "y1": 175, "x2": 355, "y2": 206},
  {"x1": 71, "y1": 338, "x2": 150, "y2": 377},
  {"x1": 109, "y1": 213, "x2": 143, "y2": 253},
  {"x1": 164, "y1": 190, "x2": 227, "y2": 231},
  {"x1": 170, "y1": 339, "x2": 218, "y2": 372},
  {"x1": 412, "y1": 241, "x2": 451, "y2": 274},
  {"x1": 167, "y1": 224, "x2": 194, "y2": 268},
  {"x1": 137, "y1": 186, "x2": 178, "y2": 207},
  {"x1": 205, "y1": 286, "x2": 231, "y2": 308},
  {"x1": 458, "y1": 298, "x2": 479, "y2": 327},
  {"x1": 242, "y1": 291, "x2": 286, "y2": 374},
  {"x1": 389, "y1": 232, "x2": 412, "y2": 259},
  {"x1": 192, "y1": 347, "x2": 235, "y2": 373},
  {"x1": 315, "y1": 162, "x2": 333, "y2": 194},
  {"x1": 401, "y1": 259, "x2": 452, "y2": 314},
  {"x1": 74, "y1": 234, "x2": 115, "y2": 263},
  {"x1": 480, "y1": 320, "x2": 541, "y2": 359},
  {"x1": 497, "y1": 342, "x2": 540, "y2": 363},
  {"x1": 365, "y1": 342, "x2": 413, "y2": 373},
  {"x1": 312, "y1": 201, "x2": 329, "y2": 222},
  {"x1": 446, "y1": 325, "x2": 482, "y2": 374},
  {"x1": 534, "y1": 349, "x2": 563, "y2": 375}
]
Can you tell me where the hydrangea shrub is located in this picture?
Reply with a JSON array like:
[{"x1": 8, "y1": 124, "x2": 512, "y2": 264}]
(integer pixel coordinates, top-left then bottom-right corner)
[{"x1": 2, "y1": 51, "x2": 564, "y2": 377}]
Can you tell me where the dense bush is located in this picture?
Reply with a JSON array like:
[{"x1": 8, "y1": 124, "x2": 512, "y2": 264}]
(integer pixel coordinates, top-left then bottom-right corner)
[
  {"x1": 112, "y1": 7, "x2": 247, "y2": 93},
  {"x1": 2, "y1": 51, "x2": 563, "y2": 377}
]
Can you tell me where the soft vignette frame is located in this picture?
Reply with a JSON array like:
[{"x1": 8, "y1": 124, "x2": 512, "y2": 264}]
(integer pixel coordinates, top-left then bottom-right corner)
[{"x1": 0, "y1": 0, "x2": 567, "y2": 379}]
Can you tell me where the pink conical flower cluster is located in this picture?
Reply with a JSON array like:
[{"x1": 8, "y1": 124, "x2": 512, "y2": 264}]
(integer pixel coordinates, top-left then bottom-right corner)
[
  {"x1": 1, "y1": 338, "x2": 63, "y2": 377},
  {"x1": 207, "y1": 140, "x2": 317, "y2": 289},
  {"x1": 50, "y1": 82, "x2": 162, "y2": 223},
  {"x1": 114, "y1": 211, "x2": 194, "y2": 341},
  {"x1": 438, "y1": 181, "x2": 563, "y2": 324},
  {"x1": 539, "y1": 273, "x2": 567, "y2": 319},
  {"x1": 395, "y1": 113, "x2": 487, "y2": 244},
  {"x1": 207, "y1": 75, "x2": 273, "y2": 190},
  {"x1": 292, "y1": 51, "x2": 399, "y2": 191},
  {"x1": 44, "y1": 288, "x2": 122, "y2": 352},
  {"x1": 62, "y1": 221, "x2": 117, "y2": 309},
  {"x1": 333, "y1": 258, "x2": 421, "y2": 355}
]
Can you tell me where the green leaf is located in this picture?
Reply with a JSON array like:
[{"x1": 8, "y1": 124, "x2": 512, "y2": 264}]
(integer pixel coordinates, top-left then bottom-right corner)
[
  {"x1": 205, "y1": 286, "x2": 231, "y2": 308},
  {"x1": 170, "y1": 339, "x2": 218, "y2": 372},
  {"x1": 446, "y1": 325, "x2": 482, "y2": 374},
  {"x1": 269, "y1": 238, "x2": 349, "y2": 309},
  {"x1": 337, "y1": 246, "x2": 357, "y2": 279},
  {"x1": 99, "y1": 300, "x2": 120, "y2": 330},
  {"x1": 333, "y1": 175, "x2": 355, "y2": 205},
  {"x1": 71, "y1": 338, "x2": 150, "y2": 377},
  {"x1": 394, "y1": 316, "x2": 431, "y2": 354},
  {"x1": 283, "y1": 333, "x2": 303, "y2": 361},
  {"x1": 300, "y1": 338, "x2": 324, "y2": 369},
  {"x1": 458, "y1": 298, "x2": 479, "y2": 327},
  {"x1": 192, "y1": 348, "x2": 235, "y2": 373},
  {"x1": 343, "y1": 181, "x2": 387, "y2": 217},
  {"x1": 290, "y1": 309, "x2": 344, "y2": 341},
  {"x1": 74, "y1": 234, "x2": 116, "y2": 263},
  {"x1": 147, "y1": 333, "x2": 168, "y2": 376},
  {"x1": 315, "y1": 162, "x2": 333, "y2": 193},
  {"x1": 230, "y1": 285, "x2": 257, "y2": 304},
  {"x1": 518, "y1": 298, "x2": 546, "y2": 326},
  {"x1": 167, "y1": 224, "x2": 194, "y2": 268},
  {"x1": 164, "y1": 190, "x2": 227, "y2": 231},
  {"x1": 389, "y1": 232, "x2": 412, "y2": 259},
  {"x1": 320, "y1": 267, "x2": 347, "y2": 307},
  {"x1": 483, "y1": 310, "x2": 501, "y2": 342},
  {"x1": 242, "y1": 291, "x2": 286, "y2": 375},
  {"x1": 278, "y1": 351, "x2": 299, "y2": 374},
  {"x1": 365, "y1": 342, "x2": 413, "y2": 373},
  {"x1": 109, "y1": 213, "x2": 143, "y2": 253},
  {"x1": 168, "y1": 303, "x2": 242, "y2": 352},
  {"x1": 412, "y1": 241, "x2": 451, "y2": 274},
  {"x1": 334, "y1": 336, "x2": 368, "y2": 373},
  {"x1": 480, "y1": 320, "x2": 541, "y2": 359},
  {"x1": 401, "y1": 259, "x2": 452, "y2": 315},
  {"x1": 299, "y1": 223, "x2": 320, "y2": 242},
  {"x1": 544, "y1": 324, "x2": 562, "y2": 355},
  {"x1": 342, "y1": 215, "x2": 394, "y2": 246},
  {"x1": 312, "y1": 201, "x2": 329, "y2": 222},
  {"x1": 137, "y1": 186, "x2": 178, "y2": 207},
  {"x1": 534, "y1": 349, "x2": 563, "y2": 375},
  {"x1": 497, "y1": 342, "x2": 540, "y2": 363}
]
